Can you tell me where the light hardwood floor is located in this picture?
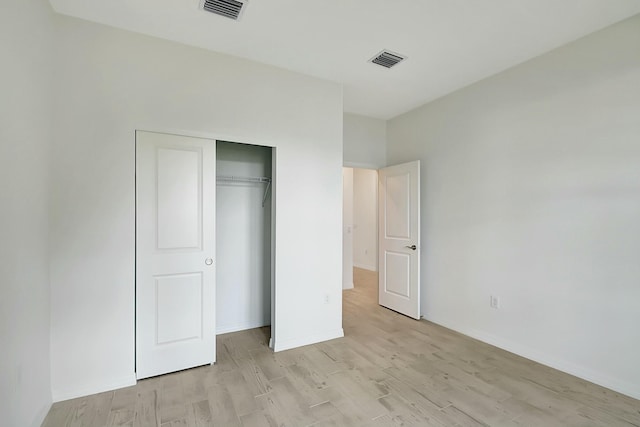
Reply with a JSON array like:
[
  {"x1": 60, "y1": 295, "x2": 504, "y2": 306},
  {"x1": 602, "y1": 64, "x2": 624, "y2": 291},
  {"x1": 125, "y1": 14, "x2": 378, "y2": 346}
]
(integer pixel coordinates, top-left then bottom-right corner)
[{"x1": 43, "y1": 268, "x2": 640, "y2": 426}]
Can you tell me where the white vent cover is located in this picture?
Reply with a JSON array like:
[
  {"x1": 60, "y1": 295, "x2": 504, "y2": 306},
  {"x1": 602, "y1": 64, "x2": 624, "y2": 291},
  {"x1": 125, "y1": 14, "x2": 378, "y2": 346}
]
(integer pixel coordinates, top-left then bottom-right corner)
[
  {"x1": 201, "y1": 0, "x2": 247, "y2": 20},
  {"x1": 369, "y1": 50, "x2": 406, "y2": 68}
]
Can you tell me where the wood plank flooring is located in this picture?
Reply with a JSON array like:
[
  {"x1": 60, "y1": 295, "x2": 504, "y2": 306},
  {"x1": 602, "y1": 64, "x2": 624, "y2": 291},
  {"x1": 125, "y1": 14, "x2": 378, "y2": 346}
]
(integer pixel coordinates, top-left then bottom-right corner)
[{"x1": 43, "y1": 268, "x2": 640, "y2": 426}]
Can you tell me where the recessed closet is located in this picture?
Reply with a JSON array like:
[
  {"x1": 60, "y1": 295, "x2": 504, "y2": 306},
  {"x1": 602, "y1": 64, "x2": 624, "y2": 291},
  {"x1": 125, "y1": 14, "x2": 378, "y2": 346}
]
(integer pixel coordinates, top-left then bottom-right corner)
[{"x1": 216, "y1": 141, "x2": 273, "y2": 334}]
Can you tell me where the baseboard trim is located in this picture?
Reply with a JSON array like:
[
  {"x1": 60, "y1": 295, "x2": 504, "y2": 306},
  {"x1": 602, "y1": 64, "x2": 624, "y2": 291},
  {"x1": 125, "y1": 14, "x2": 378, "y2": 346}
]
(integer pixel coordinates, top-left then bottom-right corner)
[
  {"x1": 52, "y1": 373, "x2": 137, "y2": 402},
  {"x1": 217, "y1": 321, "x2": 270, "y2": 335},
  {"x1": 353, "y1": 263, "x2": 377, "y2": 272},
  {"x1": 423, "y1": 314, "x2": 640, "y2": 400},
  {"x1": 273, "y1": 328, "x2": 344, "y2": 352},
  {"x1": 343, "y1": 282, "x2": 354, "y2": 290}
]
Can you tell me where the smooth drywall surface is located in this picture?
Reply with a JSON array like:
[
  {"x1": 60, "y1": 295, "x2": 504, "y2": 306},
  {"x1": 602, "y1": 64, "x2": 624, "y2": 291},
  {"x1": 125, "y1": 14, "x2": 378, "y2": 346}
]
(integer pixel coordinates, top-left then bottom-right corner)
[
  {"x1": 216, "y1": 142, "x2": 272, "y2": 334},
  {"x1": 387, "y1": 14, "x2": 640, "y2": 399},
  {"x1": 342, "y1": 168, "x2": 354, "y2": 289},
  {"x1": 50, "y1": 15, "x2": 343, "y2": 399},
  {"x1": 0, "y1": 0, "x2": 53, "y2": 425},
  {"x1": 343, "y1": 113, "x2": 387, "y2": 169},
  {"x1": 353, "y1": 168, "x2": 378, "y2": 272}
]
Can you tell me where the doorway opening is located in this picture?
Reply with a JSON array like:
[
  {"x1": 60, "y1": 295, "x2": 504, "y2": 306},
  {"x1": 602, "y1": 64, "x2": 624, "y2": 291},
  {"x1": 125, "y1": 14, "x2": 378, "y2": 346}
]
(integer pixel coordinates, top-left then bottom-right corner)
[
  {"x1": 343, "y1": 167, "x2": 379, "y2": 290},
  {"x1": 216, "y1": 141, "x2": 274, "y2": 337},
  {"x1": 342, "y1": 161, "x2": 421, "y2": 320}
]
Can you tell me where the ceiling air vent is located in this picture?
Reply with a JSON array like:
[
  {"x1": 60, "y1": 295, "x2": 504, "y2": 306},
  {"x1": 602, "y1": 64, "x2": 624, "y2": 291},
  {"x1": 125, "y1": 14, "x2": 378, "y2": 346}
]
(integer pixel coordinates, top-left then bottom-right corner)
[
  {"x1": 369, "y1": 50, "x2": 406, "y2": 69},
  {"x1": 201, "y1": 0, "x2": 247, "y2": 20}
]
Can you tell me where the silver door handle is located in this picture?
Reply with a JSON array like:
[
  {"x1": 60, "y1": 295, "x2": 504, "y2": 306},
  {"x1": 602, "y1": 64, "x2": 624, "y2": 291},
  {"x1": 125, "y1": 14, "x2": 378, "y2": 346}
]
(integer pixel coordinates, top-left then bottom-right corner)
[
  {"x1": 205, "y1": 258, "x2": 213, "y2": 266},
  {"x1": 405, "y1": 245, "x2": 417, "y2": 250}
]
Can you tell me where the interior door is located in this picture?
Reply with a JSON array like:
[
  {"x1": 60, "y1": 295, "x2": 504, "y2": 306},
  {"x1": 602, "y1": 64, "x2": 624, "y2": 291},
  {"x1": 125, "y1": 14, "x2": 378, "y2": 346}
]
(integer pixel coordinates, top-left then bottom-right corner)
[
  {"x1": 378, "y1": 161, "x2": 420, "y2": 319},
  {"x1": 136, "y1": 131, "x2": 216, "y2": 379}
]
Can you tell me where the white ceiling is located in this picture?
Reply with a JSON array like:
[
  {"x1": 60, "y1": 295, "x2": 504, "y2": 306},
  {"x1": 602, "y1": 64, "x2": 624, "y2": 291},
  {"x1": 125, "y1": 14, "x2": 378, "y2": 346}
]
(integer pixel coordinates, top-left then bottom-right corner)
[{"x1": 49, "y1": 0, "x2": 640, "y2": 119}]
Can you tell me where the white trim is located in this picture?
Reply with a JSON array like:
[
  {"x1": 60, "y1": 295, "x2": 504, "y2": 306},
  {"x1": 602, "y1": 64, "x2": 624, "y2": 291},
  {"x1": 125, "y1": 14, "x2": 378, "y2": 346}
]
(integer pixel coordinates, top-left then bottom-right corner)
[
  {"x1": 423, "y1": 314, "x2": 640, "y2": 401},
  {"x1": 343, "y1": 161, "x2": 381, "y2": 170},
  {"x1": 52, "y1": 373, "x2": 137, "y2": 402},
  {"x1": 353, "y1": 262, "x2": 377, "y2": 272},
  {"x1": 273, "y1": 328, "x2": 344, "y2": 352},
  {"x1": 343, "y1": 282, "x2": 354, "y2": 290},
  {"x1": 217, "y1": 321, "x2": 270, "y2": 335}
]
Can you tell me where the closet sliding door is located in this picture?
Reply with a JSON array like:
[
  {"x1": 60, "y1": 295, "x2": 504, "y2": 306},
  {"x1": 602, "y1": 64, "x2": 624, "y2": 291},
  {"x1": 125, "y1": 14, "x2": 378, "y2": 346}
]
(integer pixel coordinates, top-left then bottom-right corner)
[{"x1": 135, "y1": 131, "x2": 216, "y2": 379}]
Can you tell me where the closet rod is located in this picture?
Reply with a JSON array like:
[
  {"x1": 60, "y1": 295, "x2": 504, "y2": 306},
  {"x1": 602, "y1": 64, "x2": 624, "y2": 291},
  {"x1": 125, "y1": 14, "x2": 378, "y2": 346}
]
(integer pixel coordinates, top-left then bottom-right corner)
[{"x1": 216, "y1": 175, "x2": 272, "y2": 207}]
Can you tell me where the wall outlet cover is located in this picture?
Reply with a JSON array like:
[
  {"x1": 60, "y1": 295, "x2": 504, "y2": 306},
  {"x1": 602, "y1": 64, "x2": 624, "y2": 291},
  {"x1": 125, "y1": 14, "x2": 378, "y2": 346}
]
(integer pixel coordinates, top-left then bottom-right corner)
[{"x1": 490, "y1": 295, "x2": 501, "y2": 309}]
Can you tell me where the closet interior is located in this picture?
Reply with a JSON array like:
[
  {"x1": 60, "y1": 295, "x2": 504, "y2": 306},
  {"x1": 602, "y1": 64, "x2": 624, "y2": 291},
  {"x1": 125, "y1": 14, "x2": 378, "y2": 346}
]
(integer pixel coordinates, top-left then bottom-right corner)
[{"x1": 216, "y1": 141, "x2": 273, "y2": 335}]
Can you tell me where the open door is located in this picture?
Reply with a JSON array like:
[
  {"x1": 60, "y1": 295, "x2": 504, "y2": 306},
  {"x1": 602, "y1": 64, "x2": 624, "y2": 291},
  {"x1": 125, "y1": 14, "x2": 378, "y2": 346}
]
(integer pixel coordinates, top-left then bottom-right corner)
[
  {"x1": 136, "y1": 131, "x2": 216, "y2": 379},
  {"x1": 378, "y1": 161, "x2": 420, "y2": 319}
]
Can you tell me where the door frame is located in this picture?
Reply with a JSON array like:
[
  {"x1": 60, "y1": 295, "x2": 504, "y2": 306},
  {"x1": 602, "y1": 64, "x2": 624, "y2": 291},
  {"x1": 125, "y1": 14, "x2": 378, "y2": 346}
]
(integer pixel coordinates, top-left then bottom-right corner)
[{"x1": 134, "y1": 128, "x2": 278, "y2": 377}]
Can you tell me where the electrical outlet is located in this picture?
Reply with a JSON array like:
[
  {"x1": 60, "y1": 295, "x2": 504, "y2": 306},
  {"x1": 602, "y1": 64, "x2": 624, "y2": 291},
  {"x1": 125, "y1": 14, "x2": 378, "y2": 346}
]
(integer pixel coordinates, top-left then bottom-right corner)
[
  {"x1": 490, "y1": 295, "x2": 501, "y2": 309},
  {"x1": 324, "y1": 294, "x2": 330, "y2": 304}
]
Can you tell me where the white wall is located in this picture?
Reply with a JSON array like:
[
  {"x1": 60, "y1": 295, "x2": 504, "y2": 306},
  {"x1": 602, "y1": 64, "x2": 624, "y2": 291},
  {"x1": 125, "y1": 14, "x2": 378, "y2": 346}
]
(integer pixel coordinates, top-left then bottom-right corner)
[
  {"x1": 387, "y1": 14, "x2": 640, "y2": 399},
  {"x1": 0, "y1": 1, "x2": 53, "y2": 425},
  {"x1": 343, "y1": 113, "x2": 387, "y2": 169},
  {"x1": 352, "y1": 169, "x2": 378, "y2": 272},
  {"x1": 49, "y1": 15, "x2": 343, "y2": 400},
  {"x1": 342, "y1": 168, "x2": 354, "y2": 290},
  {"x1": 216, "y1": 142, "x2": 272, "y2": 334}
]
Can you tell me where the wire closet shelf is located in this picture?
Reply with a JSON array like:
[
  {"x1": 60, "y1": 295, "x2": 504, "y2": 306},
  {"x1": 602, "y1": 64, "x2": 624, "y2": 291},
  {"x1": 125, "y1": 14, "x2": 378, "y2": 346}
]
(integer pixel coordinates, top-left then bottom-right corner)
[{"x1": 216, "y1": 175, "x2": 272, "y2": 207}]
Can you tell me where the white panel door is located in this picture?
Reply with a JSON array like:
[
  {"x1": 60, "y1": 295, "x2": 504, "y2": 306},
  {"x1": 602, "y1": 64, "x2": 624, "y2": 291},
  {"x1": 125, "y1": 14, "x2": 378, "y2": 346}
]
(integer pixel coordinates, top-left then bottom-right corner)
[
  {"x1": 136, "y1": 131, "x2": 216, "y2": 379},
  {"x1": 378, "y1": 161, "x2": 420, "y2": 319}
]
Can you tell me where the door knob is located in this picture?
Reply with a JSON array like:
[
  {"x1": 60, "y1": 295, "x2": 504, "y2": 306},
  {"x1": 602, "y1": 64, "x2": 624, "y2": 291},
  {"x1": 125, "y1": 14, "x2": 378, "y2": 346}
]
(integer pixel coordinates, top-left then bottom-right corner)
[
  {"x1": 205, "y1": 258, "x2": 213, "y2": 266},
  {"x1": 405, "y1": 245, "x2": 417, "y2": 250}
]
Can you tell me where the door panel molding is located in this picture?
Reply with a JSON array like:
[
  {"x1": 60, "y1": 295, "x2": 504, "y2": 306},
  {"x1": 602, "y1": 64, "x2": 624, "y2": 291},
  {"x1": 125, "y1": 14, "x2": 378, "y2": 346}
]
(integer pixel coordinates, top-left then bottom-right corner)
[
  {"x1": 378, "y1": 161, "x2": 420, "y2": 319},
  {"x1": 136, "y1": 131, "x2": 216, "y2": 379}
]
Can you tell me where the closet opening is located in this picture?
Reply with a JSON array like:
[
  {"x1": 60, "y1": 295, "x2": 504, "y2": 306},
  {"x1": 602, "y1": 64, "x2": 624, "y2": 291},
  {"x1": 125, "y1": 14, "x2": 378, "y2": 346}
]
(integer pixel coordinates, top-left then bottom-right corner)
[{"x1": 216, "y1": 141, "x2": 274, "y2": 345}]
